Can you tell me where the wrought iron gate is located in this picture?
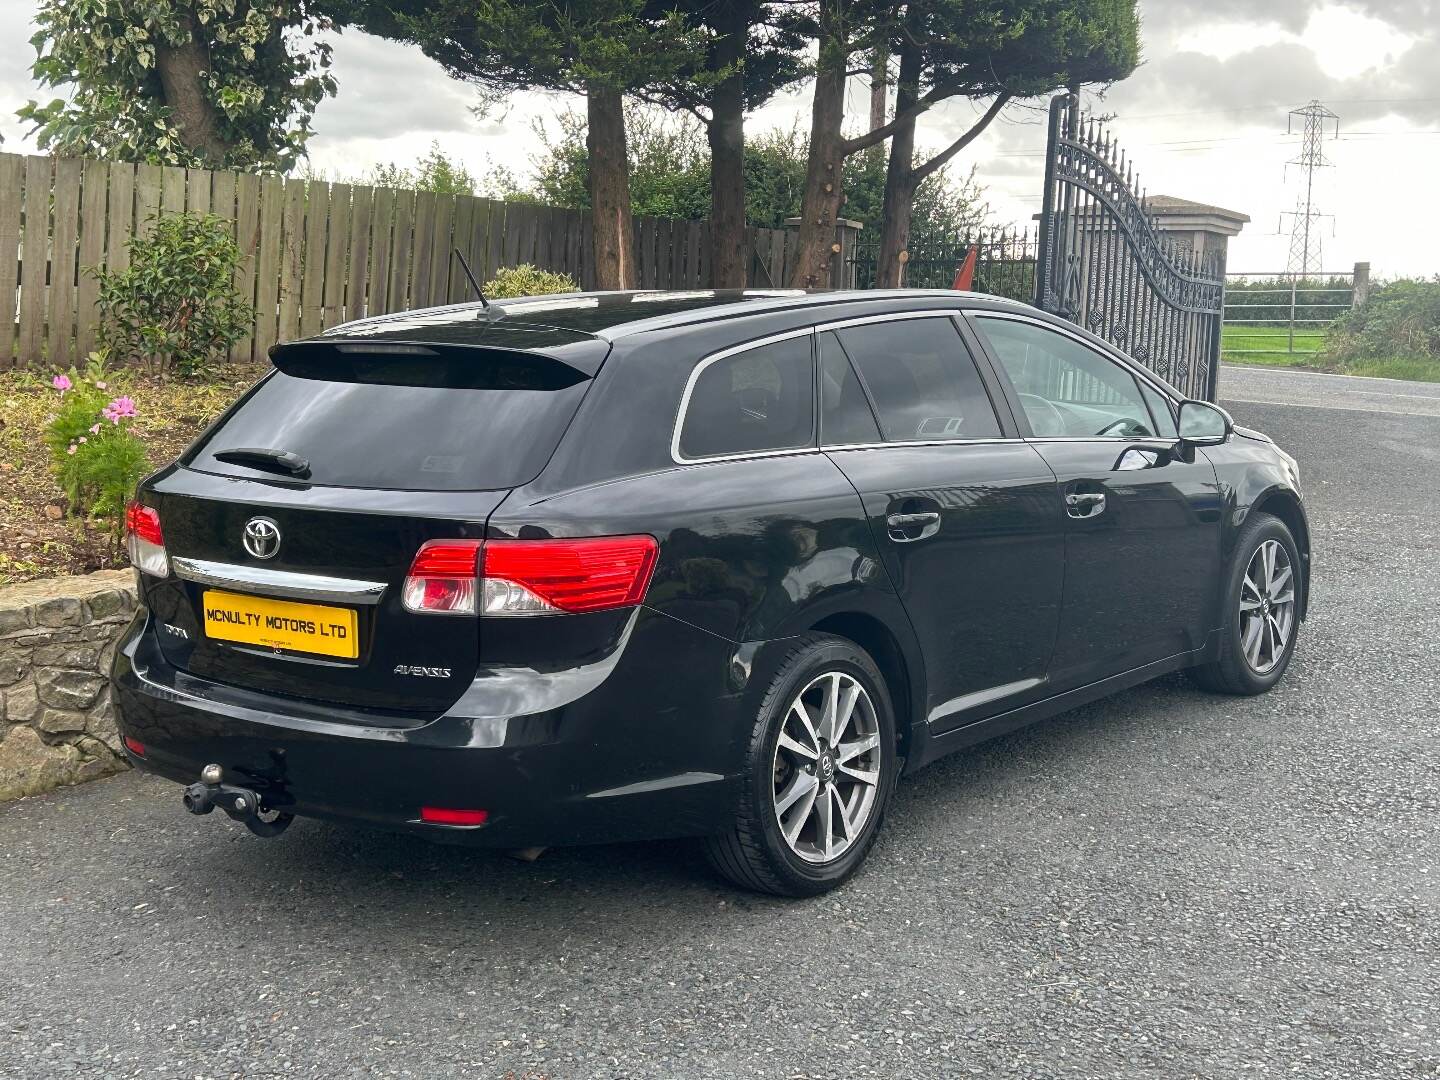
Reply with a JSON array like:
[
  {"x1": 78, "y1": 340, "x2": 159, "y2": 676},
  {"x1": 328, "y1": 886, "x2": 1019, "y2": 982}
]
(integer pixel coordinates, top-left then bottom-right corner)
[{"x1": 1035, "y1": 94, "x2": 1226, "y2": 401}]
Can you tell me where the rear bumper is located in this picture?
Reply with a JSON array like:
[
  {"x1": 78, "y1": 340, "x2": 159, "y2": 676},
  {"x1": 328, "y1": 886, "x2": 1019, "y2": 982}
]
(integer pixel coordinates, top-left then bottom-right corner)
[{"x1": 111, "y1": 608, "x2": 750, "y2": 847}]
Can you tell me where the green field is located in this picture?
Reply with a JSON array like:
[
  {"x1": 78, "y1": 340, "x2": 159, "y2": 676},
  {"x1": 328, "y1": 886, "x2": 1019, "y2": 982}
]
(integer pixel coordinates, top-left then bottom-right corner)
[
  {"x1": 1219, "y1": 324, "x2": 1440, "y2": 381},
  {"x1": 1220, "y1": 324, "x2": 1327, "y2": 368}
]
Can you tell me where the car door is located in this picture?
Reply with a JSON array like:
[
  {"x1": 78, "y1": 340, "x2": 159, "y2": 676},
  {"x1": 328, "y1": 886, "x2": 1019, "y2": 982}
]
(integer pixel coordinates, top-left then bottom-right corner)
[
  {"x1": 968, "y1": 312, "x2": 1223, "y2": 692},
  {"x1": 818, "y1": 312, "x2": 1066, "y2": 734}
]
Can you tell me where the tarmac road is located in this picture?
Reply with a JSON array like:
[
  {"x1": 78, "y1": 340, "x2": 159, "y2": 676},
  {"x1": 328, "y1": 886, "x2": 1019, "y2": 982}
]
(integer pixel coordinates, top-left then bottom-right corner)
[{"x1": 2, "y1": 363, "x2": 1436, "y2": 1079}]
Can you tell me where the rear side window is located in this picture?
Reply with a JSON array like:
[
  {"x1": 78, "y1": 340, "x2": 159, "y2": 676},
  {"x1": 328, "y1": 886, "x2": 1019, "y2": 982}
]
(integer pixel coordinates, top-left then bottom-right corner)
[
  {"x1": 836, "y1": 318, "x2": 1001, "y2": 441},
  {"x1": 189, "y1": 350, "x2": 591, "y2": 491},
  {"x1": 819, "y1": 332, "x2": 883, "y2": 446},
  {"x1": 678, "y1": 334, "x2": 815, "y2": 459}
]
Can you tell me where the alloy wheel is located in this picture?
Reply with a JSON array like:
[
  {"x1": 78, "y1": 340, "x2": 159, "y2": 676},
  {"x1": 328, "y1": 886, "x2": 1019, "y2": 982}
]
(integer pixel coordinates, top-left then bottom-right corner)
[
  {"x1": 1239, "y1": 539, "x2": 1296, "y2": 674},
  {"x1": 771, "y1": 671, "x2": 883, "y2": 864}
]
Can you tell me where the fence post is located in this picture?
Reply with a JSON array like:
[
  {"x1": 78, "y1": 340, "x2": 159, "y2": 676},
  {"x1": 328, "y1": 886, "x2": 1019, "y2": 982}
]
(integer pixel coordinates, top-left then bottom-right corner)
[
  {"x1": 1352, "y1": 261, "x2": 1371, "y2": 307},
  {"x1": 1288, "y1": 276, "x2": 1297, "y2": 355}
]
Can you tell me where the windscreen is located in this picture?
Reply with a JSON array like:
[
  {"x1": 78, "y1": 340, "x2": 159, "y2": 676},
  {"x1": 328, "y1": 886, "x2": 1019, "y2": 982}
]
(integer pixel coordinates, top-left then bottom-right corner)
[{"x1": 188, "y1": 350, "x2": 592, "y2": 491}]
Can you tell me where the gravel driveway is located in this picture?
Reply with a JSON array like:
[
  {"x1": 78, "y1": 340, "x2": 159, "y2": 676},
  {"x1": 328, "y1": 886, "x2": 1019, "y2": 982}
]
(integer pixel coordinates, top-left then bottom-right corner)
[{"x1": 2, "y1": 364, "x2": 1436, "y2": 1080}]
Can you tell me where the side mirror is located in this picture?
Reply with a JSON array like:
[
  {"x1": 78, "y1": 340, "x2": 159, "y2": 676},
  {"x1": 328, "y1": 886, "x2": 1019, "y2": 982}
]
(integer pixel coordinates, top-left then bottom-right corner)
[{"x1": 1177, "y1": 399, "x2": 1233, "y2": 446}]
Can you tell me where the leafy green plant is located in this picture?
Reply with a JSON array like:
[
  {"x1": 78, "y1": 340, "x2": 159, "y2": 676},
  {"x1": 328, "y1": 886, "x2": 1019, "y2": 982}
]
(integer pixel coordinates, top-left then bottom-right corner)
[
  {"x1": 43, "y1": 355, "x2": 151, "y2": 535},
  {"x1": 482, "y1": 265, "x2": 579, "y2": 299},
  {"x1": 367, "y1": 142, "x2": 478, "y2": 194},
  {"x1": 93, "y1": 213, "x2": 256, "y2": 378},
  {"x1": 1324, "y1": 278, "x2": 1440, "y2": 369}
]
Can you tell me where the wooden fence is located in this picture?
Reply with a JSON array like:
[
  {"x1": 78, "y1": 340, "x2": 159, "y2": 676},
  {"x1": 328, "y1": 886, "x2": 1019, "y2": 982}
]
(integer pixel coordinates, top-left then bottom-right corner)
[{"x1": 0, "y1": 152, "x2": 803, "y2": 369}]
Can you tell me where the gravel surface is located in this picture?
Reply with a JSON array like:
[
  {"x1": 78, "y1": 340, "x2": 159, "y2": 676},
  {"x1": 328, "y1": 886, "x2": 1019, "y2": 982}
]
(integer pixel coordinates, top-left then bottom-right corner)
[{"x1": 2, "y1": 365, "x2": 1437, "y2": 1080}]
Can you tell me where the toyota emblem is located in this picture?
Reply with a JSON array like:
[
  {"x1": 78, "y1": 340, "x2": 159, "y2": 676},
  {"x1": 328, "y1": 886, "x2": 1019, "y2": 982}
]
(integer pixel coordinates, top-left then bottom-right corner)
[{"x1": 242, "y1": 517, "x2": 282, "y2": 560}]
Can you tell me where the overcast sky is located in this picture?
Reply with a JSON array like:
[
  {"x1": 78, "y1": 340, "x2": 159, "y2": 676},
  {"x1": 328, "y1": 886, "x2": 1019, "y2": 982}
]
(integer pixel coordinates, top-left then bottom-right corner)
[{"x1": 1, "y1": 1, "x2": 1435, "y2": 277}]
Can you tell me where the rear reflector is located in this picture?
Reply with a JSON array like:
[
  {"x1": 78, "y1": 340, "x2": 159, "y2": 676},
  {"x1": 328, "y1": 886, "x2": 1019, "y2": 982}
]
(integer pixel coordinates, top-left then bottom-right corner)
[
  {"x1": 403, "y1": 535, "x2": 659, "y2": 617},
  {"x1": 122, "y1": 736, "x2": 145, "y2": 757},
  {"x1": 124, "y1": 502, "x2": 169, "y2": 577},
  {"x1": 420, "y1": 807, "x2": 489, "y2": 826},
  {"x1": 403, "y1": 540, "x2": 483, "y2": 615}
]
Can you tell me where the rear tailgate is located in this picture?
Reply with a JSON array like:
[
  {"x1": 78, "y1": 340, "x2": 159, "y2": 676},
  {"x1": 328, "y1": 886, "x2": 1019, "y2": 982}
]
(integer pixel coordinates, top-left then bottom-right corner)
[
  {"x1": 144, "y1": 476, "x2": 503, "y2": 714},
  {"x1": 138, "y1": 338, "x2": 602, "y2": 715}
]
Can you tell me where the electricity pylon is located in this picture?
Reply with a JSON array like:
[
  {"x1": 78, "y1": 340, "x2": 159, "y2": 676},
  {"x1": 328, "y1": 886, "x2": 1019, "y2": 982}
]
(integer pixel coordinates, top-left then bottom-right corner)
[{"x1": 1282, "y1": 101, "x2": 1339, "y2": 278}]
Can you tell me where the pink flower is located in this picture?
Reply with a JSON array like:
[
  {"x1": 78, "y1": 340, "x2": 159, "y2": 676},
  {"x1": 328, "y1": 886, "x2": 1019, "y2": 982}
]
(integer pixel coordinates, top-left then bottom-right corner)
[
  {"x1": 89, "y1": 424, "x2": 101, "y2": 435},
  {"x1": 66, "y1": 444, "x2": 77, "y2": 455},
  {"x1": 95, "y1": 380, "x2": 107, "y2": 389},
  {"x1": 102, "y1": 396, "x2": 137, "y2": 424},
  {"x1": 52, "y1": 374, "x2": 72, "y2": 393},
  {"x1": 77, "y1": 436, "x2": 86, "y2": 445}
]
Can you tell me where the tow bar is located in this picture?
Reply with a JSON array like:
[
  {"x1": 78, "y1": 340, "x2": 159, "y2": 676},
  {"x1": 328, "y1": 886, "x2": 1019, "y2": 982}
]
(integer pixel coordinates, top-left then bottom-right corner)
[{"x1": 182, "y1": 763, "x2": 294, "y2": 838}]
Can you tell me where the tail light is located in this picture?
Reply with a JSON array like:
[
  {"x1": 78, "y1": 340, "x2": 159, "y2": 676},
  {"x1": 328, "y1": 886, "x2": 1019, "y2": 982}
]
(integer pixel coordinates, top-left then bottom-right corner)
[
  {"x1": 403, "y1": 535, "x2": 659, "y2": 616},
  {"x1": 403, "y1": 540, "x2": 483, "y2": 615},
  {"x1": 124, "y1": 502, "x2": 169, "y2": 577},
  {"x1": 483, "y1": 536, "x2": 659, "y2": 615}
]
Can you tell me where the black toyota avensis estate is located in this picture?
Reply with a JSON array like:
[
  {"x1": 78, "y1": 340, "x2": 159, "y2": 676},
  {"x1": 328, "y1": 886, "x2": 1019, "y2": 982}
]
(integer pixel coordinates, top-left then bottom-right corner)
[{"x1": 112, "y1": 288, "x2": 1309, "y2": 895}]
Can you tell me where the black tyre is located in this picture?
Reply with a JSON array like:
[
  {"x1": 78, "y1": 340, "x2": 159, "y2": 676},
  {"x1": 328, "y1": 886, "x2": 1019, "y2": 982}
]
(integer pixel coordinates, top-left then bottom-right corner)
[
  {"x1": 1191, "y1": 511, "x2": 1303, "y2": 695},
  {"x1": 704, "y1": 634, "x2": 897, "y2": 897}
]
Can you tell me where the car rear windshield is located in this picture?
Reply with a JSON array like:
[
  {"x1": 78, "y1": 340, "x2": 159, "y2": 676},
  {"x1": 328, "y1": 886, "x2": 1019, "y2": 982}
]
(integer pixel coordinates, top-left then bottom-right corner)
[{"x1": 188, "y1": 349, "x2": 593, "y2": 491}]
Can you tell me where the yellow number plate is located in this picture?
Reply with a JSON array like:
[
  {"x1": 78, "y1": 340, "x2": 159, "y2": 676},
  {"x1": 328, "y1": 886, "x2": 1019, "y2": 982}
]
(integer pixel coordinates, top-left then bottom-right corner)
[{"x1": 201, "y1": 589, "x2": 359, "y2": 659}]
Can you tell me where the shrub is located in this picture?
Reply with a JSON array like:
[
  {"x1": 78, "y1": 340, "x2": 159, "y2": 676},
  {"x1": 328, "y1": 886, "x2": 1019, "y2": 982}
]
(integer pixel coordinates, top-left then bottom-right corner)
[
  {"x1": 93, "y1": 213, "x2": 256, "y2": 378},
  {"x1": 1324, "y1": 278, "x2": 1440, "y2": 368},
  {"x1": 482, "y1": 264, "x2": 579, "y2": 299},
  {"x1": 44, "y1": 355, "x2": 151, "y2": 536}
]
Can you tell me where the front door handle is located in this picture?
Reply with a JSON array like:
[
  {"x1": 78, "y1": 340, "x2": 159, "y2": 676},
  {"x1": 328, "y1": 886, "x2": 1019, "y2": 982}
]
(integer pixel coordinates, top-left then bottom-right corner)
[
  {"x1": 886, "y1": 511, "x2": 941, "y2": 542},
  {"x1": 1065, "y1": 491, "x2": 1106, "y2": 519}
]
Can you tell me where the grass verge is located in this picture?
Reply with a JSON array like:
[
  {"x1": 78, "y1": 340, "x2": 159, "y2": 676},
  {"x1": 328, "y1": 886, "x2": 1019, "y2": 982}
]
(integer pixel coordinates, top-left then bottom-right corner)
[{"x1": 1338, "y1": 358, "x2": 1440, "y2": 383}]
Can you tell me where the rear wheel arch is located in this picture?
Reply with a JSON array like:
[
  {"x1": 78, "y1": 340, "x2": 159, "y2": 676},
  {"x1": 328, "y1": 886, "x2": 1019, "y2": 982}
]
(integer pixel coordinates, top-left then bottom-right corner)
[{"x1": 808, "y1": 611, "x2": 922, "y2": 767}]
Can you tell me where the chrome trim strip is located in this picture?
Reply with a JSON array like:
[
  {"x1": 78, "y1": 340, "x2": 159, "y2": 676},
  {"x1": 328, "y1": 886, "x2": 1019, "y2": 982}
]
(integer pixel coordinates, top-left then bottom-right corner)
[
  {"x1": 928, "y1": 676, "x2": 1046, "y2": 725},
  {"x1": 670, "y1": 325, "x2": 819, "y2": 465},
  {"x1": 171, "y1": 557, "x2": 388, "y2": 606},
  {"x1": 822, "y1": 437, "x2": 1017, "y2": 452},
  {"x1": 813, "y1": 308, "x2": 962, "y2": 333},
  {"x1": 1022, "y1": 436, "x2": 1182, "y2": 446}
]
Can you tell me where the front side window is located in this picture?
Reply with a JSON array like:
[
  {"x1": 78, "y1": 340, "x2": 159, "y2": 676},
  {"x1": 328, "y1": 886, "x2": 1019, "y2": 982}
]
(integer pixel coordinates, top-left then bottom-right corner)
[
  {"x1": 1139, "y1": 381, "x2": 1178, "y2": 437},
  {"x1": 677, "y1": 334, "x2": 815, "y2": 459},
  {"x1": 974, "y1": 317, "x2": 1159, "y2": 439},
  {"x1": 835, "y1": 318, "x2": 1001, "y2": 442}
]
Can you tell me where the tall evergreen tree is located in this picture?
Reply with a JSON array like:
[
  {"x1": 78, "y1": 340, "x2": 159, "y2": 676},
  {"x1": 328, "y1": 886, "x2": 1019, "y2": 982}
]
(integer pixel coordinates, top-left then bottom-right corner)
[
  {"x1": 787, "y1": 0, "x2": 1140, "y2": 289},
  {"x1": 338, "y1": 1, "x2": 702, "y2": 289},
  {"x1": 638, "y1": 2, "x2": 807, "y2": 287},
  {"x1": 874, "y1": 0, "x2": 1140, "y2": 286}
]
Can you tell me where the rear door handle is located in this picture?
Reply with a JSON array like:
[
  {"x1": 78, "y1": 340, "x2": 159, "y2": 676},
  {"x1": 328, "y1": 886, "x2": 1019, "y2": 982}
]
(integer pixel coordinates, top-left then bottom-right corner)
[
  {"x1": 1065, "y1": 492, "x2": 1106, "y2": 519},
  {"x1": 886, "y1": 511, "x2": 941, "y2": 542}
]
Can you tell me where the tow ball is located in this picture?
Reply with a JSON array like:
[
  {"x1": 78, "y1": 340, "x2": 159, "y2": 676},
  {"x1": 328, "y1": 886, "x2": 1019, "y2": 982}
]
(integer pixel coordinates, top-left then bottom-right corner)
[{"x1": 182, "y1": 763, "x2": 294, "y2": 838}]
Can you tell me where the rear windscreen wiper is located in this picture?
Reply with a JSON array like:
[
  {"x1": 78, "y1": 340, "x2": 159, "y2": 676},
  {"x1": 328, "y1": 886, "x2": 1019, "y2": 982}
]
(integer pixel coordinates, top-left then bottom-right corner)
[{"x1": 212, "y1": 447, "x2": 312, "y2": 479}]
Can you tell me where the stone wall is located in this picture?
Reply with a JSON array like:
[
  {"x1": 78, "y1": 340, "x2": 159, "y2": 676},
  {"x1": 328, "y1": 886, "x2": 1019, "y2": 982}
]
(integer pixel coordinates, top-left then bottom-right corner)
[{"x1": 0, "y1": 569, "x2": 137, "y2": 801}]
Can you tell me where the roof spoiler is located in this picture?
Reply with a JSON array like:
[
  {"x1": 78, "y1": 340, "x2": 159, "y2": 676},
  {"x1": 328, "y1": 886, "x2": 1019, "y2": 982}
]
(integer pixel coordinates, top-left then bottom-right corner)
[{"x1": 267, "y1": 339, "x2": 592, "y2": 390}]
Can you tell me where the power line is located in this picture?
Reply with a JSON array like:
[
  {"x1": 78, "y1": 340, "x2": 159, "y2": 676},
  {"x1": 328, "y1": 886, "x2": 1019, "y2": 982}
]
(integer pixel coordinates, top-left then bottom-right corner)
[
  {"x1": 1111, "y1": 96, "x2": 1440, "y2": 123},
  {"x1": 984, "y1": 124, "x2": 1440, "y2": 160}
]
